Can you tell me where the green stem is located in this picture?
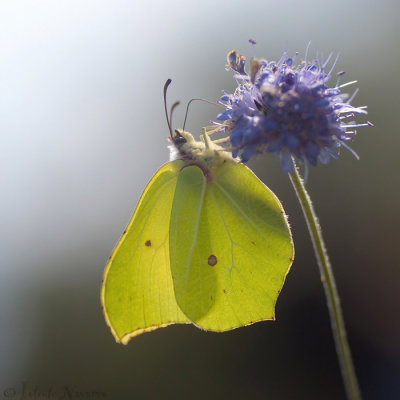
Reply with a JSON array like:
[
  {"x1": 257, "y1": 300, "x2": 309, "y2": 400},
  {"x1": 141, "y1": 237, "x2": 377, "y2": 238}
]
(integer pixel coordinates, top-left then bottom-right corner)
[{"x1": 289, "y1": 160, "x2": 361, "y2": 400}]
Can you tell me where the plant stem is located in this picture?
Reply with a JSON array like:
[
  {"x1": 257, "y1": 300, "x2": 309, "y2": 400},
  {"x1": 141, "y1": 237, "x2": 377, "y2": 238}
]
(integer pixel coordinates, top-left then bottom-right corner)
[{"x1": 288, "y1": 160, "x2": 361, "y2": 400}]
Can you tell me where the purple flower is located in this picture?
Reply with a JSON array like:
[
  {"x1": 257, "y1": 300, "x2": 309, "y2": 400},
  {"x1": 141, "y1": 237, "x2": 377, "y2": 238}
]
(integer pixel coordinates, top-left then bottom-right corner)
[{"x1": 216, "y1": 46, "x2": 372, "y2": 173}]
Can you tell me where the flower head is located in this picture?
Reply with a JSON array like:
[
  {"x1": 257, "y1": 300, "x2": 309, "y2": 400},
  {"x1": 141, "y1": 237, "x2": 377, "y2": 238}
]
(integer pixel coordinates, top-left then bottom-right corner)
[{"x1": 215, "y1": 46, "x2": 371, "y2": 172}]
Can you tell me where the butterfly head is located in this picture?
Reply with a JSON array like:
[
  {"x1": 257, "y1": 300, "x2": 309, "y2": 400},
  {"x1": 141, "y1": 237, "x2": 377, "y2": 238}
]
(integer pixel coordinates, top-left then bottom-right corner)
[
  {"x1": 164, "y1": 79, "x2": 237, "y2": 178},
  {"x1": 169, "y1": 128, "x2": 236, "y2": 176}
]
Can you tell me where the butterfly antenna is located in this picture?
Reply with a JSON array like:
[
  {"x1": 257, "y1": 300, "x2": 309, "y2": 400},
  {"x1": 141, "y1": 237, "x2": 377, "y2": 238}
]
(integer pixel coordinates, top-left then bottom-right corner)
[
  {"x1": 169, "y1": 101, "x2": 180, "y2": 134},
  {"x1": 163, "y1": 79, "x2": 174, "y2": 139},
  {"x1": 182, "y1": 98, "x2": 223, "y2": 131}
]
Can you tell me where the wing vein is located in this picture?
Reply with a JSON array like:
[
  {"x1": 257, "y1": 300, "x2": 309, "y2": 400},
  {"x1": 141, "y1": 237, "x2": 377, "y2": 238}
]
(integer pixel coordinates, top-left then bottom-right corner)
[
  {"x1": 211, "y1": 186, "x2": 275, "y2": 310},
  {"x1": 214, "y1": 181, "x2": 283, "y2": 238},
  {"x1": 183, "y1": 180, "x2": 207, "y2": 287},
  {"x1": 209, "y1": 189, "x2": 243, "y2": 326}
]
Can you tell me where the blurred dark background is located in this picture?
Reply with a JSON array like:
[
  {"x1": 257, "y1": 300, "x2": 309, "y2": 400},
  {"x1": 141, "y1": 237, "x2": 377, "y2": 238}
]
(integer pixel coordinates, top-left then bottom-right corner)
[{"x1": 0, "y1": 1, "x2": 399, "y2": 399}]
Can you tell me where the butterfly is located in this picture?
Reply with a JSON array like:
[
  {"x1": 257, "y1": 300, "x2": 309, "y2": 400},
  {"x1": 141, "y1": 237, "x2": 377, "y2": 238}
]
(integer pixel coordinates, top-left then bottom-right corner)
[{"x1": 101, "y1": 80, "x2": 294, "y2": 344}]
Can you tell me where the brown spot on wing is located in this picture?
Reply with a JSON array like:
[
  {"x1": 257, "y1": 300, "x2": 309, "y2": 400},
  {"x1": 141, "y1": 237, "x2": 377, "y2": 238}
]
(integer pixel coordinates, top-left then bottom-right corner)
[
  {"x1": 145, "y1": 240, "x2": 151, "y2": 247},
  {"x1": 208, "y1": 255, "x2": 217, "y2": 266}
]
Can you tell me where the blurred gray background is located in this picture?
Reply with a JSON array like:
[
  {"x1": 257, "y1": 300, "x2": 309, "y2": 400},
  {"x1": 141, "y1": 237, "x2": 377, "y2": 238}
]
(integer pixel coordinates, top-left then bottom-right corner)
[{"x1": 0, "y1": 1, "x2": 399, "y2": 399}]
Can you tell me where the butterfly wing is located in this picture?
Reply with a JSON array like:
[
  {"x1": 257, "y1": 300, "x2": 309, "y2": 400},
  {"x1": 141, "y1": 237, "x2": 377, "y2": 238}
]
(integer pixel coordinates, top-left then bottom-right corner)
[
  {"x1": 101, "y1": 160, "x2": 190, "y2": 344},
  {"x1": 169, "y1": 162, "x2": 293, "y2": 331}
]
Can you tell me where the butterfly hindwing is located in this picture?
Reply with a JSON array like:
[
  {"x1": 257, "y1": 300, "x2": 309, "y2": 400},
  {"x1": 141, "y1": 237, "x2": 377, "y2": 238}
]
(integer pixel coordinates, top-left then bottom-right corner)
[{"x1": 169, "y1": 162, "x2": 293, "y2": 331}]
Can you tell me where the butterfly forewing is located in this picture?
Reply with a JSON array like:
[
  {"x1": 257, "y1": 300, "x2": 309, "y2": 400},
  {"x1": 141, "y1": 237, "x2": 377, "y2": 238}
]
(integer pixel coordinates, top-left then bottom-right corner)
[{"x1": 101, "y1": 160, "x2": 190, "y2": 344}]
